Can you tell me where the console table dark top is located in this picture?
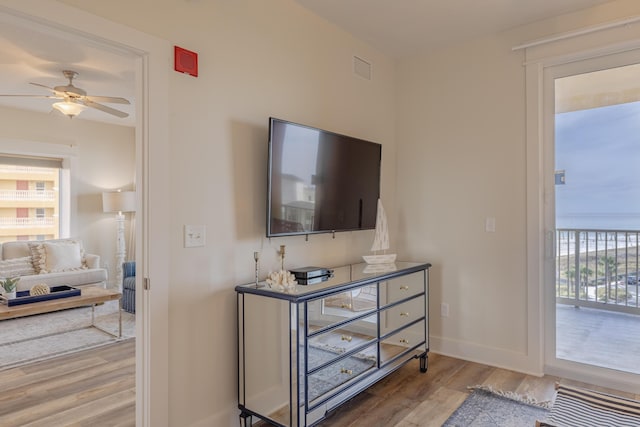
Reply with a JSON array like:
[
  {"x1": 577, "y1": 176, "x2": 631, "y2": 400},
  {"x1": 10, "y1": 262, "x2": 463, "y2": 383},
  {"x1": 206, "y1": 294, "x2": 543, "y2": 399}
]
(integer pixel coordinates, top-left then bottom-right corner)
[{"x1": 235, "y1": 261, "x2": 430, "y2": 302}]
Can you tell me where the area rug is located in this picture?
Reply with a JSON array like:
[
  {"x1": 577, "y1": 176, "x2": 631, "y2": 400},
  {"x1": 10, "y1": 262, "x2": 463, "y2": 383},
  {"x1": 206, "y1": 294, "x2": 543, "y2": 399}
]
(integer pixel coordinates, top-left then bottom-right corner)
[
  {"x1": 443, "y1": 386, "x2": 551, "y2": 426},
  {"x1": 0, "y1": 300, "x2": 135, "y2": 370},
  {"x1": 541, "y1": 383, "x2": 640, "y2": 427}
]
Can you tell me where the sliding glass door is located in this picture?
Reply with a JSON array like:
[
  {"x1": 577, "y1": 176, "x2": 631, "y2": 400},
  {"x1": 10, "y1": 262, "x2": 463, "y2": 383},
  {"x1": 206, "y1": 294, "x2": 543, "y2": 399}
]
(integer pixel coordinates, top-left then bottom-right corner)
[{"x1": 544, "y1": 50, "x2": 640, "y2": 386}]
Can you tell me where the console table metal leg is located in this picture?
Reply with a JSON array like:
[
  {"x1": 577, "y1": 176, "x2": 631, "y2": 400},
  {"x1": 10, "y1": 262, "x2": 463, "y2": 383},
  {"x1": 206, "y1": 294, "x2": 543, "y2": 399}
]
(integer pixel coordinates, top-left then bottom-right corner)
[
  {"x1": 118, "y1": 297, "x2": 122, "y2": 338},
  {"x1": 91, "y1": 301, "x2": 122, "y2": 339},
  {"x1": 239, "y1": 411, "x2": 252, "y2": 427},
  {"x1": 420, "y1": 353, "x2": 428, "y2": 373}
]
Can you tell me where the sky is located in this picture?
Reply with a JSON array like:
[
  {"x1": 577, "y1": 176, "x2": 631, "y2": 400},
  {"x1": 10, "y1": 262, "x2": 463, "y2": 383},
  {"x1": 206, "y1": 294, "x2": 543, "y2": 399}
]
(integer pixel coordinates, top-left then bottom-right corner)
[{"x1": 555, "y1": 101, "x2": 640, "y2": 229}]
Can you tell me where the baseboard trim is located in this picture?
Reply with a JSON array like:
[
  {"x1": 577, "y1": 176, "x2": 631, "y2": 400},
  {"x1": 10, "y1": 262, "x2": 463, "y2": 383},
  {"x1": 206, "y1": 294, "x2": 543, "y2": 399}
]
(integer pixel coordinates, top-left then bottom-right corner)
[{"x1": 430, "y1": 335, "x2": 543, "y2": 377}]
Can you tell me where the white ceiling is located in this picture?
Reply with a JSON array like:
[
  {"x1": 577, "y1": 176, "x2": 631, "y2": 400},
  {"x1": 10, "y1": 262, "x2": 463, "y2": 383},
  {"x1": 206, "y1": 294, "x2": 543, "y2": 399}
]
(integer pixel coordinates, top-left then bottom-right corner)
[
  {"x1": 0, "y1": 11, "x2": 136, "y2": 126},
  {"x1": 0, "y1": 1, "x2": 618, "y2": 125},
  {"x1": 295, "y1": 0, "x2": 616, "y2": 58}
]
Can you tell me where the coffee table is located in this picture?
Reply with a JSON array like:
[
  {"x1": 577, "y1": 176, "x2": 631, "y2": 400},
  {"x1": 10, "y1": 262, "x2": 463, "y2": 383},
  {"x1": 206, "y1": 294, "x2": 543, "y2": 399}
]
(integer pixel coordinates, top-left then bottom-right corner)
[{"x1": 0, "y1": 286, "x2": 122, "y2": 338}]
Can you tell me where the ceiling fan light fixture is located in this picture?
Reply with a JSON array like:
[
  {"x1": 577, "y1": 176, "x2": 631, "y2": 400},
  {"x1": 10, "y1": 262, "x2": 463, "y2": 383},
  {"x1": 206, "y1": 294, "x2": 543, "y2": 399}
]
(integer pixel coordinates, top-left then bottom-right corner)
[{"x1": 52, "y1": 100, "x2": 86, "y2": 118}]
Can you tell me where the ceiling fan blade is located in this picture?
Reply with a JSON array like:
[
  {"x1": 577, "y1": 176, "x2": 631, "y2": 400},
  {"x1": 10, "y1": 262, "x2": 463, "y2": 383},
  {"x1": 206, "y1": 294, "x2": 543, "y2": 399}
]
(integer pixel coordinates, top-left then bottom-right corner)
[
  {"x1": 84, "y1": 99, "x2": 129, "y2": 118},
  {"x1": 0, "y1": 94, "x2": 58, "y2": 99},
  {"x1": 30, "y1": 82, "x2": 68, "y2": 98},
  {"x1": 29, "y1": 82, "x2": 56, "y2": 92},
  {"x1": 85, "y1": 95, "x2": 130, "y2": 105}
]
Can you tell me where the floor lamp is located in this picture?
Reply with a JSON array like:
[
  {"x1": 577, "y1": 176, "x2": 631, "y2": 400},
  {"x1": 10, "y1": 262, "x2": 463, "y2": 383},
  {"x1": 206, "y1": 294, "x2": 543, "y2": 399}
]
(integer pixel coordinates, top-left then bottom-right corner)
[{"x1": 102, "y1": 190, "x2": 136, "y2": 290}]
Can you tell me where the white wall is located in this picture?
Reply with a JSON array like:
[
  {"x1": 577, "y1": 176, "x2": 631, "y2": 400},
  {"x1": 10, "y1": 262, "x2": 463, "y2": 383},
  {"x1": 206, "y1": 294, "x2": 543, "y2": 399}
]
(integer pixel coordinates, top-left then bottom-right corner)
[
  {"x1": 0, "y1": 105, "x2": 135, "y2": 286},
  {"x1": 396, "y1": 0, "x2": 640, "y2": 373},
  {"x1": 12, "y1": 0, "x2": 640, "y2": 424},
  {"x1": 57, "y1": 1, "x2": 397, "y2": 425}
]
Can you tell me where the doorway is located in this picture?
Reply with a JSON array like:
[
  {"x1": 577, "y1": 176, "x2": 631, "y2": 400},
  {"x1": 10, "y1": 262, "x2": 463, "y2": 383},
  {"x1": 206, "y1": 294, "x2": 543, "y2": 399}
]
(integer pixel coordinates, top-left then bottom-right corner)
[
  {"x1": 544, "y1": 51, "x2": 640, "y2": 382},
  {"x1": 0, "y1": 2, "x2": 171, "y2": 425}
]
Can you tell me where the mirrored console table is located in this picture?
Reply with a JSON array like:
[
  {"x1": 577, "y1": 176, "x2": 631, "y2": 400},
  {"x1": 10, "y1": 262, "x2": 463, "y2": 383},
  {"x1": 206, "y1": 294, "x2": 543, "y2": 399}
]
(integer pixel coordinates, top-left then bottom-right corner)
[{"x1": 236, "y1": 261, "x2": 431, "y2": 427}]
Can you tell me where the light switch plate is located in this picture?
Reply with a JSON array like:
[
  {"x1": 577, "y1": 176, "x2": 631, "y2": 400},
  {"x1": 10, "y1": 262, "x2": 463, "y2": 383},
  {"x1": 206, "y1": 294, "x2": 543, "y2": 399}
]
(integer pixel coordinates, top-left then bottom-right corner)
[
  {"x1": 184, "y1": 225, "x2": 205, "y2": 248},
  {"x1": 485, "y1": 217, "x2": 496, "y2": 233}
]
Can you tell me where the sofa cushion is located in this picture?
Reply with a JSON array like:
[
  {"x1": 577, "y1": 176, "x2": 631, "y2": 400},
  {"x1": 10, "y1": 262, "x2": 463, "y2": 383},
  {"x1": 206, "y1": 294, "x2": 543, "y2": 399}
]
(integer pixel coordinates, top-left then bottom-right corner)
[
  {"x1": 0, "y1": 256, "x2": 36, "y2": 278},
  {"x1": 17, "y1": 269, "x2": 108, "y2": 291},
  {"x1": 30, "y1": 240, "x2": 86, "y2": 274},
  {"x1": 2, "y1": 241, "x2": 32, "y2": 260},
  {"x1": 43, "y1": 241, "x2": 84, "y2": 272}
]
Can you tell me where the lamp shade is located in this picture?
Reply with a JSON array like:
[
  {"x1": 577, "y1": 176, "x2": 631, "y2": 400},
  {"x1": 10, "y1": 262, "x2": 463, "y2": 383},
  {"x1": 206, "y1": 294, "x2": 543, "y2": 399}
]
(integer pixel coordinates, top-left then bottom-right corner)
[{"x1": 102, "y1": 190, "x2": 136, "y2": 214}]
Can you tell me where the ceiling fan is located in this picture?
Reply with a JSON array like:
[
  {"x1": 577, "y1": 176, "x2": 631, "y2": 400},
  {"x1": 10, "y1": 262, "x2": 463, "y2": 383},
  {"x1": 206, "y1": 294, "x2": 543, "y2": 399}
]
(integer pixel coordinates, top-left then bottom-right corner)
[{"x1": 0, "y1": 69, "x2": 130, "y2": 119}]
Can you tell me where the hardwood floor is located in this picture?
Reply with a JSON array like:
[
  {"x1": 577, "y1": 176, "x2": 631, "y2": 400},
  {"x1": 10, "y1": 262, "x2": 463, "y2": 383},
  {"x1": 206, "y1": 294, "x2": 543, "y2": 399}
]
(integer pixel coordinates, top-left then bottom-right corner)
[
  {"x1": 0, "y1": 339, "x2": 135, "y2": 427},
  {"x1": 2, "y1": 343, "x2": 637, "y2": 427},
  {"x1": 314, "y1": 353, "x2": 639, "y2": 427}
]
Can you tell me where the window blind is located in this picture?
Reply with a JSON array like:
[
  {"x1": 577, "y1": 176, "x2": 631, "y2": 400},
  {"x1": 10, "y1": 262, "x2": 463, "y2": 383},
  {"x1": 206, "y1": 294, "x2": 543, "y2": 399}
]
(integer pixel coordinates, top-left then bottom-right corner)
[{"x1": 0, "y1": 154, "x2": 63, "y2": 169}]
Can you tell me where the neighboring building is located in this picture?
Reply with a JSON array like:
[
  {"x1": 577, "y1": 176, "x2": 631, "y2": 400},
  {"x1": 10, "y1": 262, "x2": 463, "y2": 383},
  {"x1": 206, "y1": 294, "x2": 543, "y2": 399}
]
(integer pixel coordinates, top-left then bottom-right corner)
[{"x1": 0, "y1": 164, "x2": 59, "y2": 242}]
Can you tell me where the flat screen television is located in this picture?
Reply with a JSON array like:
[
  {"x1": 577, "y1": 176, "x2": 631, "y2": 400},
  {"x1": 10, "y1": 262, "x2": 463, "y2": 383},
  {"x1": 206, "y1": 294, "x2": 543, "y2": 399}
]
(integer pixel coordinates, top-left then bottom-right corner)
[{"x1": 267, "y1": 117, "x2": 382, "y2": 237}]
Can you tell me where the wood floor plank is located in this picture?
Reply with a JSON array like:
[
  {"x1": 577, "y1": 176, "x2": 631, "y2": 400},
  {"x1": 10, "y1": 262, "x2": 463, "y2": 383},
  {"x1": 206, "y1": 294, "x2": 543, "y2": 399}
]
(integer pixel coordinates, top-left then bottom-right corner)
[
  {"x1": 3, "y1": 340, "x2": 636, "y2": 427},
  {"x1": 442, "y1": 359, "x2": 495, "y2": 393},
  {"x1": 0, "y1": 370, "x2": 134, "y2": 425},
  {"x1": 393, "y1": 354, "x2": 465, "y2": 400},
  {"x1": 268, "y1": 352, "x2": 636, "y2": 426},
  {"x1": 481, "y1": 366, "x2": 527, "y2": 392},
  {"x1": 395, "y1": 386, "x2": 468, "y2": 427},
  {"x1": 515, "y1": 373, "x2": 559, "y2": 402},
  {"x1": 316, "y1": 391, "x2": 386, "y2": 427},
  {"x1": 22, "y1": 389, "x2": 135, "y2": 427},
  {"x1": 0, "y1": 358, "x2": 134, "y2": 417},
  {"x1": 2, "y1": 356, "x2": 107, "y2": 389},
  {"x1": 0, "y1": 340, "x2": 135, "y2": 427}
]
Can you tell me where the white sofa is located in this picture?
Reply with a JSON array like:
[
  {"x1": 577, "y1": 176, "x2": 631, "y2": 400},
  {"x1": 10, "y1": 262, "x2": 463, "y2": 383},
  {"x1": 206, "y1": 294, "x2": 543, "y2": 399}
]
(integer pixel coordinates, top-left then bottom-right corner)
[{"x1": 0, "y1": 238, "x2": 107, "y2": 292}]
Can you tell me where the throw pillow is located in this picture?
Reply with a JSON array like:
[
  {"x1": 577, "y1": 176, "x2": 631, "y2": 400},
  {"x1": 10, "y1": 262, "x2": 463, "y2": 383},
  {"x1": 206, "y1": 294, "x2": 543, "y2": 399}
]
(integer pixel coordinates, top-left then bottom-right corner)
[
  {"x1": 42, "y1": 241, "x2": 85, "y2": 273},
  {"x1": 29, "y1": 243, "x2": 46, "y2": 274},
  {"x1": 0, "y1": 256, "x2": 36, "y2": 278},
  {"x1": 28, "y1": 239, "x2": 88, "y2": 274}
]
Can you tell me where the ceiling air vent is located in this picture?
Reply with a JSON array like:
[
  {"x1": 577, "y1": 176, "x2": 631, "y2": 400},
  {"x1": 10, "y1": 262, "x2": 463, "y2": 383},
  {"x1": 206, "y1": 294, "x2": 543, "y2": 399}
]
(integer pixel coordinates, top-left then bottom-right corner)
[{"x1": 353, "y1": 55, "x2": 372, "y2": 80}]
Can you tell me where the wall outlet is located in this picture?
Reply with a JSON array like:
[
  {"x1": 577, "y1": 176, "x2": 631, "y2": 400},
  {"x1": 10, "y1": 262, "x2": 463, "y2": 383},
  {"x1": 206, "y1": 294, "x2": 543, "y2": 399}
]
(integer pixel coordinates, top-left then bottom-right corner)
[
  {"x1": 441, "y1": 303, "x2": 450, "y2": 317},
  {"x1": 485, "y1": 217, "x2": 496, "y2": 232},
  {"x1": 184, "y1": 225, "x2": 206, "y2": 248}
]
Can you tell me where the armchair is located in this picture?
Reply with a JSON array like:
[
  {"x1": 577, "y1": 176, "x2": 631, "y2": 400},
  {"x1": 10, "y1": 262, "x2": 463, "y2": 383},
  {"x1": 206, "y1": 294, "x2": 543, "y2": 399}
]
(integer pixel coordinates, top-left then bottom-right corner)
[{"x1": 122, "y1": 261, "x2": 136, "y2": 314}]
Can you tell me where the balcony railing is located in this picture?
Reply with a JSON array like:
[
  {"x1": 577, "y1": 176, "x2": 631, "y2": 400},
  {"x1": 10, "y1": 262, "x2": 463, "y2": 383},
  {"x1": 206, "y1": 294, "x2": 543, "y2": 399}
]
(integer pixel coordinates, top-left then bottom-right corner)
[
  {"x1": 556, "y1": 229, "x2": 640, "y2": 314},
  {"x1": 0, "y1": 190, "x2": 56, "y2": 201},
  {"x1": 0, "y1": 217, "x2": 55, "y2": 228}
]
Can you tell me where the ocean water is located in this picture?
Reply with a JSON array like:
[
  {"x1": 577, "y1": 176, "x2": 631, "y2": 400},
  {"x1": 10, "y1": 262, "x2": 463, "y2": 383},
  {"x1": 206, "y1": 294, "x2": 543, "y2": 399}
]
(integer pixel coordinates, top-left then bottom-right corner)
[
  {"x1": 557, "y1": 214, "x2": 640, "y2": 231},
  {"x1": 556, "y1": 216, "x2": 640, "y2": 256}
]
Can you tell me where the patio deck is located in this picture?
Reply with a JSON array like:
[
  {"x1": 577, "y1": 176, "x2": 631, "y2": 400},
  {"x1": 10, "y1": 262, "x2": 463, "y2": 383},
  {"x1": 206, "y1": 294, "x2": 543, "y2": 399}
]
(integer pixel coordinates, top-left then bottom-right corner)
[{"x1": 556, "y1": 303, "x2": 640, "y2": 375}]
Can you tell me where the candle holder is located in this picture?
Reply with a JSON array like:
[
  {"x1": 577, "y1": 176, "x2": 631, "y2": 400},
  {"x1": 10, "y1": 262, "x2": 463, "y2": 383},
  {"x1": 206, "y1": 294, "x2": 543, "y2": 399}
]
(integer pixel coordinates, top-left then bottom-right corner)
[
  {"x1": 253, "y1": 252, "x2": 260, "y2": 288},
  {"x1": 279, "y1": 245, "x2": 286, "y2": 270}
]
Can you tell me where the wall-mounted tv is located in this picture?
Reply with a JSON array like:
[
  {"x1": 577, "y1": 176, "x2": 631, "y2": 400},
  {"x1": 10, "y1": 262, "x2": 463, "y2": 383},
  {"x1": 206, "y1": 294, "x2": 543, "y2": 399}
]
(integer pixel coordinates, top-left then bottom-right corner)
[{"x1": 267, "y1": 117, "x2": 382, "y2": 237}]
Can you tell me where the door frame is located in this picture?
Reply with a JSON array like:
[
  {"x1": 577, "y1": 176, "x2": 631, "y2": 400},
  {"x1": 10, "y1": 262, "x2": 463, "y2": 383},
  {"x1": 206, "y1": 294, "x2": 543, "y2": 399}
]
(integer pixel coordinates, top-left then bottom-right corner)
[
  {"x1": 526, "y1": 37, "x2": 640, "y2": 394},
  {"x1": 0, "y1": 1, "x2": 172, "y2": 425}
]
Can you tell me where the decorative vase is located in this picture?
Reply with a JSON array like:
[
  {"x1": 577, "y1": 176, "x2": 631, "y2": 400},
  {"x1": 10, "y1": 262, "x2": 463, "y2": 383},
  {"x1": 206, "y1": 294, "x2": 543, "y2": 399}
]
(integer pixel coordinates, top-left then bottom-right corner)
[{"x1": 5, "y1": 291, "x2": 16, "y2": 299}]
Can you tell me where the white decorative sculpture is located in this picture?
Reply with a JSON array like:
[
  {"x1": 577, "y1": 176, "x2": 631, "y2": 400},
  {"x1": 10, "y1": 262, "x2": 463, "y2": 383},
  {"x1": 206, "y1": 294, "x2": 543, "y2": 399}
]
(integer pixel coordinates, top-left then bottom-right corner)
[
  {"x1": 265, "y1": 270, "x2": 297, "y2": 292},
  {"x1": 363, "y1": 198, "x2": 397, "y2": 265}
]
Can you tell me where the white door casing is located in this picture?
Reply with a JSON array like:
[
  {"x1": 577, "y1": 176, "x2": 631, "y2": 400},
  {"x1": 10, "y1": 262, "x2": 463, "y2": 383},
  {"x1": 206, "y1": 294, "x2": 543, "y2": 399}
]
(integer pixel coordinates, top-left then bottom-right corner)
[
  {"x1": 524, "y1": 22, "x2": 640, "y2": 394},
  {"x1": 0, "y1": 1, "x2": 172, "y2": 425}
]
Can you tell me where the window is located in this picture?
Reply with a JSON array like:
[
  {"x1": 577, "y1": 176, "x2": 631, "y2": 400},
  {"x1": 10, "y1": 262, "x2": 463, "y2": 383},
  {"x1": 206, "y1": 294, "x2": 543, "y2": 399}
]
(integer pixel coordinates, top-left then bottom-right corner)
[{"x1": 0, "y1": 155, "x2": 63, "y2": 243}]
